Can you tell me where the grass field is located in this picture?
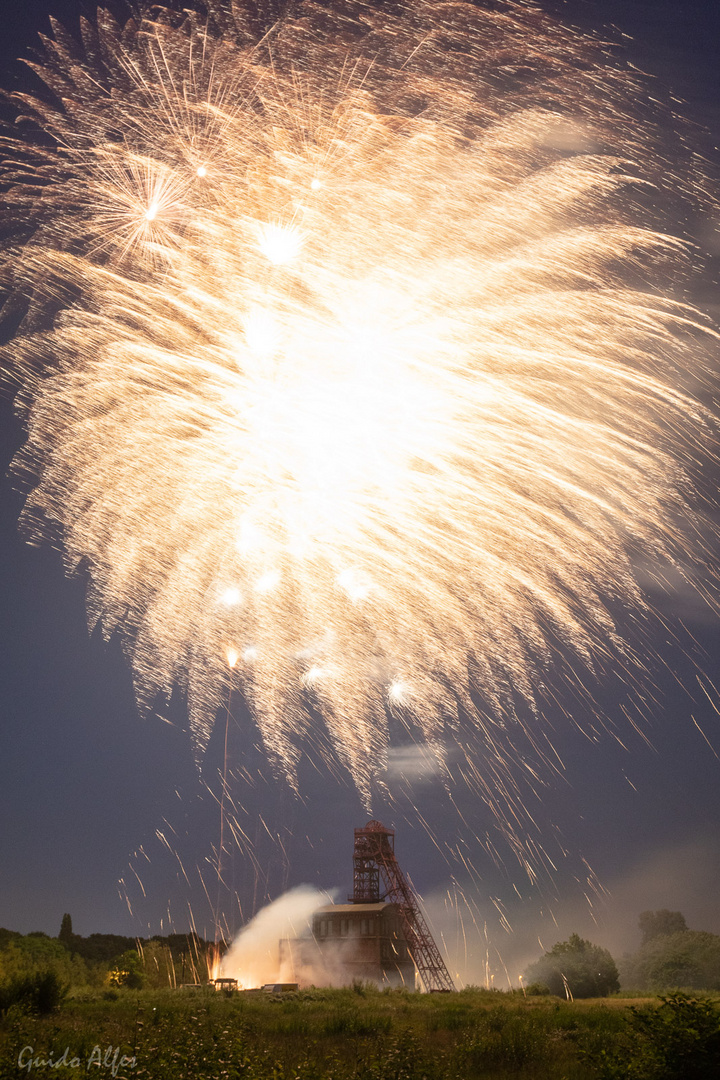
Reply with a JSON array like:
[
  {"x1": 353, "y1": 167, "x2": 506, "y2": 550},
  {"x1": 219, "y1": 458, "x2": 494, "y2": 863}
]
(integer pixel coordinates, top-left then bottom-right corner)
[{"x1": 5, "y1": 984, "x2": 719, "y2": 1080}]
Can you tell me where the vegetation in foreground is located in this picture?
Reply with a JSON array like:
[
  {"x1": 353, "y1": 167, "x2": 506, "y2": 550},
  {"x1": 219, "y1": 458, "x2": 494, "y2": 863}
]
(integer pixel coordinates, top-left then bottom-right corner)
[
  {"x1": 2, "y1": 909, "x2": 720, "y2": 1077},
  {"x1": 1, "y1": 984, "x2": 719, "y2": 1080}
]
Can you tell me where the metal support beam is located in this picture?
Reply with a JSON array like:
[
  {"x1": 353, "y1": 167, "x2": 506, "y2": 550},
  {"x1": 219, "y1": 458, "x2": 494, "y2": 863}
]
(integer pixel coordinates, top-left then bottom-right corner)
[{"x1": 350, "y1": 820, "x2": 455, "y2": 992}]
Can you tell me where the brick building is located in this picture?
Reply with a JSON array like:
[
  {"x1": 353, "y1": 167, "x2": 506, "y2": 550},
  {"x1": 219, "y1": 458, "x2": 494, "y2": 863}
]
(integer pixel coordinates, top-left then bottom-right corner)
[
  {"x1": 311, "y1": 901, "x2": 415, "y2": 987},
  {"x1": 279, "y1": 821, "x2": 453, "y2": 991}
]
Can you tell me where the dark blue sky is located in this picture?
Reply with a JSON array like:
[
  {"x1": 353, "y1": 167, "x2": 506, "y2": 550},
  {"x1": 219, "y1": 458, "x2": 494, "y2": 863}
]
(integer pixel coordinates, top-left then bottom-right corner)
[{"x1": 1, "y1": 0, "x2": 720, "y2": 982}]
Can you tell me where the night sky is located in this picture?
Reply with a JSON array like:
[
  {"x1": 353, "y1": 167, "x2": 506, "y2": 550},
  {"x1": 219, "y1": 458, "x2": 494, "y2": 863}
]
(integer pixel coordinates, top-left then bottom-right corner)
[{"x1": 1, "y1": 0, "x2": 720, "y2": 984}]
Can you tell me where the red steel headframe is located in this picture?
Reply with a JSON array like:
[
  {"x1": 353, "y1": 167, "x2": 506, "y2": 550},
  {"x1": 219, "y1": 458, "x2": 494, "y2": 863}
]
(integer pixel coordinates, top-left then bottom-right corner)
[{"x1": 351, "y1": 820, "x2": 455, "y2": 992}]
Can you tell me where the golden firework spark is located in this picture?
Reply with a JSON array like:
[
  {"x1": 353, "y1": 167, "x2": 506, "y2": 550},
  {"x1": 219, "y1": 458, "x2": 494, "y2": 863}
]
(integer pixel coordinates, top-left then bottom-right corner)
[{"x1": 1, "y1": 0, "x2": 717, "y2": 816}]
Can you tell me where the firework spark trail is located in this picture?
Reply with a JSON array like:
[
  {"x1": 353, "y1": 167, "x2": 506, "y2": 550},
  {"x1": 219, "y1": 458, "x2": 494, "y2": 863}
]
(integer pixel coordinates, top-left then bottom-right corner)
[{"x1": 1, "y1": 0, "x2": 717, "y2": 836}]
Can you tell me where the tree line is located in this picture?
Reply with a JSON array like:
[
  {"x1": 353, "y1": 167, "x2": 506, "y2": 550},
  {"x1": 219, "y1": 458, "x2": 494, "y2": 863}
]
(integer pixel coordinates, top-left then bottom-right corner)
[
  {"x1": 524, "y1": 909, "x2": 720, "y2": 998},
  {"x1": 0, "y1": 914, "x2": 220, "y2": 1000},
  {"x1": 2, "y1": 908, "x2": 719, "y2": 1001}
]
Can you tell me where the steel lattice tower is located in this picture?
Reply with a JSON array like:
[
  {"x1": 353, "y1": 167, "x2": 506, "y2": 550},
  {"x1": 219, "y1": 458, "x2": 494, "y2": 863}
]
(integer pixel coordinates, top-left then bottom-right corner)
[{"x1": 350, "y1": 820, "x2": 455, "y2": 992}]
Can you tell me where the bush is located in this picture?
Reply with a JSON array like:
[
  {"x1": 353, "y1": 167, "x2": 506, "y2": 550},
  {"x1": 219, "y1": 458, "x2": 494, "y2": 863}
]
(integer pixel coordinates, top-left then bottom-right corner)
[
  {"x1": 585, "y1": 993, "x2": 720, "y2": 1080},
  {"x1": 0, "y1": 933, "x2": 90, "y2": 989},
  {"x1": 525, "y1": 933, "x2": 619, "y2": 998},
  {"x1": 107, "y1": 950, "x2": 145, "y2": 990},
  {"x1": 0, "y1": 970, "x2": 68, "y2": 1015}
]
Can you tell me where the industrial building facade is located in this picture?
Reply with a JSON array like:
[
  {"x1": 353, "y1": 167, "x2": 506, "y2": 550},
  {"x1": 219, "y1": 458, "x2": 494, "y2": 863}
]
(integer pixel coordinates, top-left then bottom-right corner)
[
  {"x1": 311, "y1": 901, "x2": 415, "y2": 987},
  {"x1": 279, "y1": 821, "x2": 454, "y2": 991}
]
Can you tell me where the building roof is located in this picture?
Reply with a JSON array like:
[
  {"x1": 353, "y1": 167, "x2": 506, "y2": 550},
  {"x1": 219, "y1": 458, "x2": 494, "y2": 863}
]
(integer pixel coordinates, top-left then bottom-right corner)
[{"x1": 314, "y1": 902, "x2": 395, "y2": 914}]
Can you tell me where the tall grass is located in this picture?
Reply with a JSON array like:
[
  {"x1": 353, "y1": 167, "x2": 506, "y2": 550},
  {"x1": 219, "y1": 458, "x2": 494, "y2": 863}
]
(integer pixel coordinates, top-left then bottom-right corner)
[{"x1": 1, "y1": 985, "x2": 717, "y2": 1080}]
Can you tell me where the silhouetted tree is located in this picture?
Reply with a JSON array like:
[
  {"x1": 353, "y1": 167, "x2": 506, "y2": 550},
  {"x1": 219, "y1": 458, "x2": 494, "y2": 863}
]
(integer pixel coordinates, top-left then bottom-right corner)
[
  {"x1": 58, "y1": 914, "x2": 73, "y2": 946},
  {"x1": 524, "y1": 933, "x2": 619, "y2": 998},
  {"x1": 622, "y1": 930, "x2": 720, "y2": 991},
  {"x1": 639, "y1": 910, "x2": 688, "y2": 945},
  {"x1": 69, "y1": 933, "x2": 137, "y2": 963}
]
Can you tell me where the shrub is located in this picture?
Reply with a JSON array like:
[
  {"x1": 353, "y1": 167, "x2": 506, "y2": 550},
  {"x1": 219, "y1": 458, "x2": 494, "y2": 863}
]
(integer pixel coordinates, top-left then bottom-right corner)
[
  {"x1": 107, "y1": 950, "x2": 145, "y2": 989},
  {"x1": 0, "y1": 932, "x2": 90, "y2": 989},
  {"x1": 0, "y1": 969, "x2": 68, "y2": 1015},
  {"x1": 585, "y1": 992, "x2": 720, "y2": 1080},
  {"x1": 525, "y1": 933, "x2": 619, "y2": 998}
]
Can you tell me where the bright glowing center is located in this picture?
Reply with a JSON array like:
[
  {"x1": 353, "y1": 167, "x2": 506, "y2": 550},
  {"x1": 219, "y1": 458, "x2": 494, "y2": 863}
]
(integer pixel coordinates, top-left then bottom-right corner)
[
  {"x1": 223, "y1": 286, "x2": 452, "y2": 557},
  {"x1": 257, "y1": 223, "x2": 303, "y2": 265}
]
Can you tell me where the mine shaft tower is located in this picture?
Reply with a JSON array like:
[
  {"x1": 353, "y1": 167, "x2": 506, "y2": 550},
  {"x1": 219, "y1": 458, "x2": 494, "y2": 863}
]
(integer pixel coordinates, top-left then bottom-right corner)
[{"x1": 350, "y1": 820, "x2": 455, "y2": 992}]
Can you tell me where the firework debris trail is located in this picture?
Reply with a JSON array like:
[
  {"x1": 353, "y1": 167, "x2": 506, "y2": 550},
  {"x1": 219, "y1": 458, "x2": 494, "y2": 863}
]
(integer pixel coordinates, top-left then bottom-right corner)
[{"x1": 1, "y1": 0, "x2": 718, "y2": 868}]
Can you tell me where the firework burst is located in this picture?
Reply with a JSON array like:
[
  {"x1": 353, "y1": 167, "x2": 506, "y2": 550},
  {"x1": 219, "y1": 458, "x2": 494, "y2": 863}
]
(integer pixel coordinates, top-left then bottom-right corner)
[{"x1": 1, "y1": 0, "x2": 717, "y2": 818}]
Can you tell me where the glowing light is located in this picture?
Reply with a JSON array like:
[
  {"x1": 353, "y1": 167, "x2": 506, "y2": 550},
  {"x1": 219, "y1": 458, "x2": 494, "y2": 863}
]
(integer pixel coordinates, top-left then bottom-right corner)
[
  {"x1": 336, "y1": 569, "x2": 374, "y2": 603},
  {"x1": 235, "y1": 519, "x2": 267, "y2": 555},
  {"x1": 243, "y1": 309, "x2": 281, "y2": 358},
  {"x1": 254, "y1": 570, "x2": 280, "y2": 594},
  {"x1": 256, "y1": 223, "x2": 303, "y2": 265},
  {"x1": 389, "y1": 681, "x2": 409, "y2": 705},
  {"x1": 302, "y1": 665, "x2": 326, "y2": 688},
  {"x1": 3, "y1": 0, "x2": 717, "y2": 822}
]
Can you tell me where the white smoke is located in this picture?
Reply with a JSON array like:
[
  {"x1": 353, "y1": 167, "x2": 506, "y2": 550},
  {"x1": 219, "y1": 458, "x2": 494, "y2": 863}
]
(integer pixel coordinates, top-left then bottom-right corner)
[
  {"x1": 385, "y1": 744, "x2": 445, "y2": 785},
  {"x1": 420, "y1": 831, "x2": 720, "y2": 991},
  {"x1": 220, "y1": 885, "x2": 334, "y2": 988}
]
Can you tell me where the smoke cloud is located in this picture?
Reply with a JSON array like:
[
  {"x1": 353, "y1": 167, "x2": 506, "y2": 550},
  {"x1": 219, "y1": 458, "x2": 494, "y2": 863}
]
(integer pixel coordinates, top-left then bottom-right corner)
[
  {"x1": 423, "y1": 832, "x2": 720, "y2": 990},
  {"x1": 220, "y1": 885, "x2": 334, "y2": 988}
]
